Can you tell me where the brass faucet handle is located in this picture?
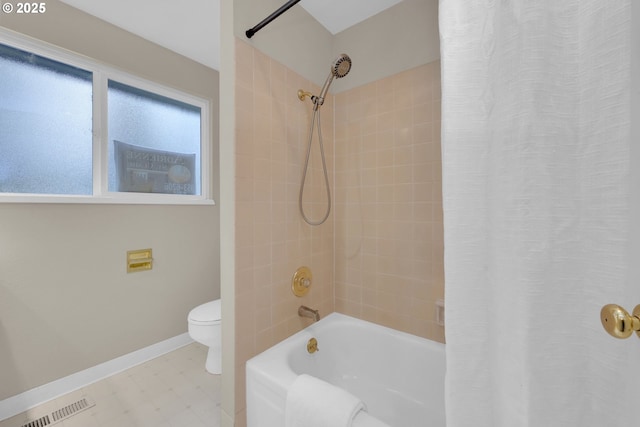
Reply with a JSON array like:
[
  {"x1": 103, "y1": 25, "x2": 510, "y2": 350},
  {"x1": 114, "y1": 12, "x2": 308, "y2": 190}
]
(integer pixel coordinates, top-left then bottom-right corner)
[
  {"x1": 600, "y1": 304, "x2": 640, "y2": 339},
  {"x1": 292, "y1": 266, "x2": 312, "y2": 297}
]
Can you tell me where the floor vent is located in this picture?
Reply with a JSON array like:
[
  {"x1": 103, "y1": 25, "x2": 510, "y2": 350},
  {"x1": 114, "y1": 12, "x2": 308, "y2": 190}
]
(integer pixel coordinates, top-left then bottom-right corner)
[
  {"x1": 21, "y1": 397, "x2": 95, "y2": 427},
  {"x1": 21, "y1": 416, "x2": 50, "y2": 427}
]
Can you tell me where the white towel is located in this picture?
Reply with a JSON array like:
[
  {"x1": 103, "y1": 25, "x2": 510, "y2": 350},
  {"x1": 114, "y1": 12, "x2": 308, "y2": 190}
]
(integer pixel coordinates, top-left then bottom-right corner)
[{"x1": 285, "y1": 374, "x2": 366, "y2": 427}]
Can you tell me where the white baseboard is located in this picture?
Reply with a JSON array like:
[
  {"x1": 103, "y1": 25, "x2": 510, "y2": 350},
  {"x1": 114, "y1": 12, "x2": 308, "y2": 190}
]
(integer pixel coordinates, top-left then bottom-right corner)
[{"x1": 0, "y1": 333, "x2": 194, "y2": 421}]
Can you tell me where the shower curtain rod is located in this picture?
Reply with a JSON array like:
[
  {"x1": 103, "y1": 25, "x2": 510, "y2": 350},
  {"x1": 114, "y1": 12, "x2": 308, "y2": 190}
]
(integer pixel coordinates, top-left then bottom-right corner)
[{"x1": 245, "y1": 0, "x2": 301, "y2": 38}]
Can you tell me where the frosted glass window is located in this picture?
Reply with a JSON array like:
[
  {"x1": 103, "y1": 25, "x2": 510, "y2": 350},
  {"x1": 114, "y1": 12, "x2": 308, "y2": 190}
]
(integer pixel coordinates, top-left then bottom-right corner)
[
  {"x1": 108, "y1": 80, "x2": 202, "y2": 195},
  {"x1": 0, "y1": 36, "x2": 210, "y2": 203},
  {"x1": 0, "y1": 43, "x2": 93, "y2": 195}
]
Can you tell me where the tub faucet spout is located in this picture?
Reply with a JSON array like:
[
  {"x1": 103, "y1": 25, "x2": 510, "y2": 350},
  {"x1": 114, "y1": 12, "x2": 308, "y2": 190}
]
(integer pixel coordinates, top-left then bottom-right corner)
[{"x1": 298, "y1": 305, "x2": 320, "y2": 322}]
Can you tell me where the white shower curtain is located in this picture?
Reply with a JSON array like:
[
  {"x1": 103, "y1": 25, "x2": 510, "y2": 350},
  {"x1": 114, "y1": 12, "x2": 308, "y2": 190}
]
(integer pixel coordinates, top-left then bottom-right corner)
[{"x1": 440, "y1": 1, "x2": 635, "y2": 426}]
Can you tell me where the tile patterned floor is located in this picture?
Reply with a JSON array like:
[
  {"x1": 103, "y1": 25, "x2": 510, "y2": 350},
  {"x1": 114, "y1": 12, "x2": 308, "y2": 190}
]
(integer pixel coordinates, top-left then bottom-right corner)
[{"x1": 0, "y1": 343, "x2": 221, "y2": 427}]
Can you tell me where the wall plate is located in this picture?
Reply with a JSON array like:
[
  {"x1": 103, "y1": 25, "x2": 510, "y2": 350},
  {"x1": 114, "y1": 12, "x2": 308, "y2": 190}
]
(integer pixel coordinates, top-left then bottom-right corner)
[{"x1": 127, "y1": 248, "x2": 153, "y2": 273}]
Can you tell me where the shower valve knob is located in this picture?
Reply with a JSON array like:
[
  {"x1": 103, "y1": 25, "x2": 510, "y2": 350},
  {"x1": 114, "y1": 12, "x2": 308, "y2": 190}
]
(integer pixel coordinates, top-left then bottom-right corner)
[
  {"x1": 292, "y1": 266, "x2": 312, "y2": 297},
  {"x1": 600, "y1": 304, "x2": 640, "y2": 339}
]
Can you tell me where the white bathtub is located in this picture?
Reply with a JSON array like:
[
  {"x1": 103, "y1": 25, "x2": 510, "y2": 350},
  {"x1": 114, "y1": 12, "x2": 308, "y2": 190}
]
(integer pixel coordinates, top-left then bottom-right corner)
[{"x1": 246, "y1": 312, "x2": 445, "y2": 427}]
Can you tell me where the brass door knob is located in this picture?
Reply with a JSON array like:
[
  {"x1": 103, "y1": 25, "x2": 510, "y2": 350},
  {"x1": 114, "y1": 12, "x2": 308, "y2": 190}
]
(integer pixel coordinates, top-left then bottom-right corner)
[{"x1": 600, "y1": 304, "x2": 640, "y2": 339}]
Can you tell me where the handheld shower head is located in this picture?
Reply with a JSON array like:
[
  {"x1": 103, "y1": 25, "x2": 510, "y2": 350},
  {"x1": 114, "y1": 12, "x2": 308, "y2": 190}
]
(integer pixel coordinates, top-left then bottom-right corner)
[
  {"x1": 298, "y1": 54, "x2": 352, "y2": 225},
  {"x1": 332, "y1": 53, "x2": 352, "y2": 78},
  {"x1": 314, "y1": 53, "x2": 352, "y2": 110}
]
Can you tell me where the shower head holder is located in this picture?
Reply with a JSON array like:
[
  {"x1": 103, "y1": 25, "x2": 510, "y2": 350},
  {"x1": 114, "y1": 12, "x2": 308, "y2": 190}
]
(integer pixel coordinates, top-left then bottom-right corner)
[
  {"x1": 297, "y1": 89, "x2": 313, "y2": 101},
  {"x1": 298, "y1": 89, "x2": 324, "y2": 110}
]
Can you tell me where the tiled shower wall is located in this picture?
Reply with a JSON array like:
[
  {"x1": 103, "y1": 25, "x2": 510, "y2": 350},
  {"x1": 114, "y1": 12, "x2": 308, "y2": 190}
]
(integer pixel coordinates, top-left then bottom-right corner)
[
  {"x1": 233, "y1": 39, "x2": 443, "y2": 423},
  {"x1": 233, "y1": 39, "x2": 335, "y2": 424},
  {"x1": 333, "y1": 61, "x2": 445, "y2": 342}
]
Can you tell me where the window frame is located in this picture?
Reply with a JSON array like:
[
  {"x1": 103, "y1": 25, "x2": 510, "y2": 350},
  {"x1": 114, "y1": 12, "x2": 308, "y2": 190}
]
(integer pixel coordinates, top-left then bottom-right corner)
[{"x1": 0, "y1": 28, "x2": 214, "y2": 205}]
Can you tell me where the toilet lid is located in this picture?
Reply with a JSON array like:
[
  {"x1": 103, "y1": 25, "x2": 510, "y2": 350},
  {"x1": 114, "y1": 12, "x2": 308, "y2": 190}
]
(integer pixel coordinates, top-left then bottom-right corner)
[{"x1": 188, "y1": 299, "x2": 221, "y2": 325}]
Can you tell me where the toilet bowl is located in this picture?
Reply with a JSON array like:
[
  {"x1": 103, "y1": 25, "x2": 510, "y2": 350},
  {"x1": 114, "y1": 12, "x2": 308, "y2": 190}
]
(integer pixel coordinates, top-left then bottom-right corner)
[{"x1": 188, "y1": 299, "x2": 222, "y2": 374}]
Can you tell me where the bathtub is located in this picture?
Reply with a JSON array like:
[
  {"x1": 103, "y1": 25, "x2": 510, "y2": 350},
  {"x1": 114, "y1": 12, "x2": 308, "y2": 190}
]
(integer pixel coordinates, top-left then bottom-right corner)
[{"x1": 246, "y1": 312, "x2": 445, "y2": 427}]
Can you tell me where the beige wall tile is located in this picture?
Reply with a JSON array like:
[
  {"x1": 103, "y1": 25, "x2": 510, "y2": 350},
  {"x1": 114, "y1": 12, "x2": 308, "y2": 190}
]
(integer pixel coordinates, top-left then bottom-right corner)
[
  {"x1": 234, "y1": 40, "x2": 335, "y2": 419},
  {"x1": 334, "y1": 61, "x2": 444, "y2": 342}
]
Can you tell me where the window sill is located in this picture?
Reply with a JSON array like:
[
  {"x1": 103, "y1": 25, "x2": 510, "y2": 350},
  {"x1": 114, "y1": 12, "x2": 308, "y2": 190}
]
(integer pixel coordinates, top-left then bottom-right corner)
[{"x1": 0, "y1": 193, "x2": 216, "y2": 206}]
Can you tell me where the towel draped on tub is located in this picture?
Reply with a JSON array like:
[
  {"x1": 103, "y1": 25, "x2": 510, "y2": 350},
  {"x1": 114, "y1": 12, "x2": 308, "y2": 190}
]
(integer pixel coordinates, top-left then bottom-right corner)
[{"x1": 285, "y1": 374, "x2": 390, "y2": 427}]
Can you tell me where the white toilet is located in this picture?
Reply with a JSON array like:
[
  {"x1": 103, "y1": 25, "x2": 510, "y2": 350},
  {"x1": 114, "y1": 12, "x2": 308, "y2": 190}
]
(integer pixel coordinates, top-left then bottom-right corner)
[{"x1": 188, "y1": 299, "x2": 222, "y2": 374}]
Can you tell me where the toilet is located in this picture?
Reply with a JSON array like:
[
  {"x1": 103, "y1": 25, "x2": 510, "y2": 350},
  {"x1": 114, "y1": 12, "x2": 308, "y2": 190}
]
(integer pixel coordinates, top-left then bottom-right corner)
[{"x1": 188, "y1": 299, "x2": 222, "y2": 374}]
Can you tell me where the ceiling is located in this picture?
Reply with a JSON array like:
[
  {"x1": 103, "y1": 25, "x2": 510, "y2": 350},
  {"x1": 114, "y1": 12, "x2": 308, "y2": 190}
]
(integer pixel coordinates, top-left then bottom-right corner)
[
  {"x1": 299, "y1": 0, "x2": 402, "y2": 35},
  {"x1": 58, "y1": 0, "x2": 403, "y2": 71}
]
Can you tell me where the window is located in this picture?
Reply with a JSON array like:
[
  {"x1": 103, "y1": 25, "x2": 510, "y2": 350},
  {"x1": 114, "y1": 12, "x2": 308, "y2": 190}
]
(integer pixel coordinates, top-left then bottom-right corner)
[
  {"x1": 108, "y1": 81, "x2": 202, "y2": 196},
  {"x1": 0, "y1": 31, "x2": 211, "y2": 204},
  {"x1": 0, "y1": 44, "x2": 93, "y2": 195}
]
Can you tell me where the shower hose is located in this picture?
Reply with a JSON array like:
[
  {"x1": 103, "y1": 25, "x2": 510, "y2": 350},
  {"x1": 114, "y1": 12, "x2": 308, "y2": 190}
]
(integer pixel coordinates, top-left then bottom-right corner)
[{"x1": 299, "y1": 107, "x2": 331, "y2": 226}]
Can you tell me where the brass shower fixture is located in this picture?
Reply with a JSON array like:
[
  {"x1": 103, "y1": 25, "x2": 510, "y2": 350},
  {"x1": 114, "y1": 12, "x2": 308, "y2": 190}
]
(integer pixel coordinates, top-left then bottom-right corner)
[
  {"x1": 297, "y1": 89, "x2": 313, "y2": 101},
  {"x1": 292, "y1": 266, "x2": 312, "y2": 297}
]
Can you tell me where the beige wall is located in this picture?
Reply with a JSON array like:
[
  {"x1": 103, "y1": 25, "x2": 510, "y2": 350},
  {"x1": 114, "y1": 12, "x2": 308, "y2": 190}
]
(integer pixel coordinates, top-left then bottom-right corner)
[
  {"x1": 219, "y1": 0, "x2": 236, "y2": 425},
  {"x1": 234, "y1": 0, "x2": 333, "y2": 88},
  {"x1": 0, "y1": 0, "x2": 220, "y2": 400},
  {"x1": 334, "y1": 61, "x2": 444, "y2": 341},
  {"x1": 333, "y1": 0, "x2": 440, "y2": 93}
]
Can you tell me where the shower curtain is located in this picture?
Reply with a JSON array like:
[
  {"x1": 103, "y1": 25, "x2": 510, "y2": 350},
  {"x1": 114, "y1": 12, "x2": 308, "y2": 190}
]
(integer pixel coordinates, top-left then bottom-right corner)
[{"x1": 440, "y1": 1, "x2": 635, "y2": 426}]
